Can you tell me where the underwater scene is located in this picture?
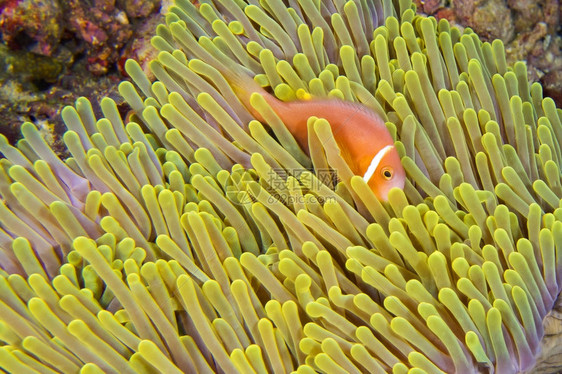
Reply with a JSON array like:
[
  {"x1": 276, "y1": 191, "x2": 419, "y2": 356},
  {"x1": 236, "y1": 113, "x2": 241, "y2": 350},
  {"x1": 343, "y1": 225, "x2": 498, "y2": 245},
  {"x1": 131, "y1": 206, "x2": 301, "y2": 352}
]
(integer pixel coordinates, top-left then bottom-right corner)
[{"x1": 0, "y1": 0, "x2": 561, "y2": 373}]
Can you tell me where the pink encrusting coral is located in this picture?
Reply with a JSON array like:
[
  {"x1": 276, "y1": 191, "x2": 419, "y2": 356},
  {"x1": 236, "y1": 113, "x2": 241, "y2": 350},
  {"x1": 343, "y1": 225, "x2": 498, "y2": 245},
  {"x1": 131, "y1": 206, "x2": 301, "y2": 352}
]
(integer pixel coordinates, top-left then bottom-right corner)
[
  {"x1": 0, "y1": 0, "x2": 562, "y2": 373},
  {"x1": 0, "y1": 0, "x2": 163, "y2": 75}
]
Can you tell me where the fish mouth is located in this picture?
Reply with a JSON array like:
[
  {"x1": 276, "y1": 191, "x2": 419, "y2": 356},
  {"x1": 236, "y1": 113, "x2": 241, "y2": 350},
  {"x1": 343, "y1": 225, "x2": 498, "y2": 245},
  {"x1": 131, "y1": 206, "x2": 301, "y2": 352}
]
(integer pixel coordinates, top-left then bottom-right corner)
[{"x1": 362, "y1": 145, "x2": 395, "y2": 182}]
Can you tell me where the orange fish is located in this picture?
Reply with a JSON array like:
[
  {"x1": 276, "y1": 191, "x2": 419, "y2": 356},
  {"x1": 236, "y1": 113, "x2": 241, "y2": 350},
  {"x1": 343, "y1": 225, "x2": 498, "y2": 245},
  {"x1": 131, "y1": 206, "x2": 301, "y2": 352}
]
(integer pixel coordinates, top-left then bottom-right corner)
[{"x1": 219, "y1": 66, "x2": 406, "y2": 201}]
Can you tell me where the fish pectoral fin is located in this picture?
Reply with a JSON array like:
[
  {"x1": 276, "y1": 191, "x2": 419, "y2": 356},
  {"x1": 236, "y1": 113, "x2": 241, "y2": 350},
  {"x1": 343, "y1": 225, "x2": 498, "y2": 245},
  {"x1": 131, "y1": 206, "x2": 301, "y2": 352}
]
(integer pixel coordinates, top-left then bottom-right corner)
[{"x1": 336, "y1": 140, "x2": 357, "y2": 172}]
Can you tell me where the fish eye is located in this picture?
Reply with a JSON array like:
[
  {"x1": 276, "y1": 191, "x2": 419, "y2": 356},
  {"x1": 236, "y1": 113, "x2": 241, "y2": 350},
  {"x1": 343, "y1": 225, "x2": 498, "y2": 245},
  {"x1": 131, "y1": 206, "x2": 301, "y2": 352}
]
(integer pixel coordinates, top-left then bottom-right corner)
[{"x1": 382, "y1": 167, "x2": 393, "y2": 180}]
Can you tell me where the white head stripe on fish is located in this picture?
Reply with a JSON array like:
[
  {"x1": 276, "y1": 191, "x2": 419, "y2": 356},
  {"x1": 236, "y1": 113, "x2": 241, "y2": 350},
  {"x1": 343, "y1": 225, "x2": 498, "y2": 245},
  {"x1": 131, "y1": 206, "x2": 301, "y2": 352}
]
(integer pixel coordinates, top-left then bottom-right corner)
[{"x1": 363, "y1": 145, "x2": 395, "y2": 182}]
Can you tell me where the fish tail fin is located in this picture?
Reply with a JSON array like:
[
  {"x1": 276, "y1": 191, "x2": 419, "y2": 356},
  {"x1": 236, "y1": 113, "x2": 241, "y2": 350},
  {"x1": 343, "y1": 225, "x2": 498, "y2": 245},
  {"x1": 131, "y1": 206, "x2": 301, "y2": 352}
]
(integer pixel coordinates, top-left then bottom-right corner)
[
  {"x1": 222, "y1": 68, "x2": 272, "y2": 122},
  {"x1": 211, "y1": 59, "x2": 279, "y2": 122},
  {"x1": 168, "y1": 21, "x2": 278, "y2": 121},
  {"x1": 190, "y1": 50, "x2": 275, "y2": 122}
]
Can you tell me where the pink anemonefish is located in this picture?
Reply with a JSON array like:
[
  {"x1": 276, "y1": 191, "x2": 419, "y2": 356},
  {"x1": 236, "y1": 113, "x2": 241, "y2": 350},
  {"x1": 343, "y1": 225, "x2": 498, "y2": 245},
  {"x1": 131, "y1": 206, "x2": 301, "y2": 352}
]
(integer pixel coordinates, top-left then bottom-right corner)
[{"x1": 215, "y1": 63, "x2": 406, "y2": 201}]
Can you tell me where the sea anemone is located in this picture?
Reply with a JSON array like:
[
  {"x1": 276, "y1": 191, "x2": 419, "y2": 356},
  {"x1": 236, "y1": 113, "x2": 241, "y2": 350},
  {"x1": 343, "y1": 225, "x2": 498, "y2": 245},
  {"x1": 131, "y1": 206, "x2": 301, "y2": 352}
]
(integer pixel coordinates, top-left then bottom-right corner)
[{"x1": 0, "y1": 0, "x2": 561, "y2": 373}]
